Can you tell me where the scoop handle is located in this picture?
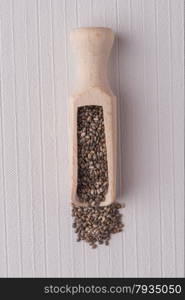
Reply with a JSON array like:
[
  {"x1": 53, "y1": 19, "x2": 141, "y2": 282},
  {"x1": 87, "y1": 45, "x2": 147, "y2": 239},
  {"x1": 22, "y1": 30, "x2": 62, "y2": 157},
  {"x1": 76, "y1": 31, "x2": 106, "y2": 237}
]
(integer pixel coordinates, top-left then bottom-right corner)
[{"x1": 70, "y1": 27, "x2": 114, "y2": 92}]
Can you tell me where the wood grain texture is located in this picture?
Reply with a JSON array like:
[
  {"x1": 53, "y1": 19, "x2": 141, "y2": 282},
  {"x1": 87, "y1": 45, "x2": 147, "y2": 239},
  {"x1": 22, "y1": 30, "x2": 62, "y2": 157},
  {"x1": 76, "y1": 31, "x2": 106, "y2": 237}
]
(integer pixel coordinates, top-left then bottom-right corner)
[{"x1": 0, "y1": 0, "x2": 184, "y2": 277}]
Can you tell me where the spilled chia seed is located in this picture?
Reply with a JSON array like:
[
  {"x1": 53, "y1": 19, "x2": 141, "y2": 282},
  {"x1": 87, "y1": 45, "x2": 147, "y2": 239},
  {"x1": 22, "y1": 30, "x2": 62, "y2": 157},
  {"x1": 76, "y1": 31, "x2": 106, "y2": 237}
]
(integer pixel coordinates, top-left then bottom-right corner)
[{"x1": 72, "y1": 105, "x2": 124, "y2": 249}]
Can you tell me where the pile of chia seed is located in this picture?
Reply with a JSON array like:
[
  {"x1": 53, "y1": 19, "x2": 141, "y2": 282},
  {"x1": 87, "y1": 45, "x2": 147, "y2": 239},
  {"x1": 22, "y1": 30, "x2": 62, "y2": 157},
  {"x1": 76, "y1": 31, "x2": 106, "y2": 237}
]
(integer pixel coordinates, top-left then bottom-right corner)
[{"x1": 72, "y1": 106, "x2": 123, "y2": 248}]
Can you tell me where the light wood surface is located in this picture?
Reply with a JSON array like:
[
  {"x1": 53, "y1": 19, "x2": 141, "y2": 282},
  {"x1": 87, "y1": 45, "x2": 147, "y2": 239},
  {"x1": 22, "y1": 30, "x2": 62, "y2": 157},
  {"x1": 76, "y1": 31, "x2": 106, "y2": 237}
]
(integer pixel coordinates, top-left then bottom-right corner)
[
  {"x1": 69, "y1": 27, "x2": 116, "y2": 206},
  {"x1": 0, "y1": 0, "x2": 184, "y2": 278}
]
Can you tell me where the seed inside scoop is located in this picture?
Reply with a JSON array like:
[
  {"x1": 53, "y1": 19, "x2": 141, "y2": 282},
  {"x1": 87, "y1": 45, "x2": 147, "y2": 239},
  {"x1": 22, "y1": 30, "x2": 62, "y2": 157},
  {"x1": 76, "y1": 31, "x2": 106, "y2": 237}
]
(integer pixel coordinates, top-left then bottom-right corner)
[
  {"x1": 72, "y1": 105, "x2": 124, "y2": 248},
  {"x1": 77, "y1": 106, "x2": 108, "y2": 206}
]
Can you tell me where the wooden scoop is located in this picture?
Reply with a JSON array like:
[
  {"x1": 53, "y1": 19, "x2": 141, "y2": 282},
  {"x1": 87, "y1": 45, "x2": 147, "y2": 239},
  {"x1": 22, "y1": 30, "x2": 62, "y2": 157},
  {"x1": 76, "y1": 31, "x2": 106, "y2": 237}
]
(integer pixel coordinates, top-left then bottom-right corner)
[{"x1": 69, "y1": 27, "x2": 117, "y2": 207}]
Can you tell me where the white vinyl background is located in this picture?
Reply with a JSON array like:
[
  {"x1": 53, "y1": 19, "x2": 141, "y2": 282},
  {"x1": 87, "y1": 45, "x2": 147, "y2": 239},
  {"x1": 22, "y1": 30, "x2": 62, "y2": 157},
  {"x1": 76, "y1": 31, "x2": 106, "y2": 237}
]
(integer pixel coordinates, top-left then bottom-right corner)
[{"x1": 0, "y1": 0, "x2": 184, "y2": 278}]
